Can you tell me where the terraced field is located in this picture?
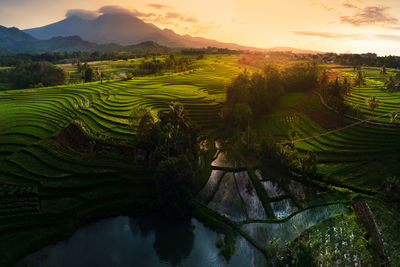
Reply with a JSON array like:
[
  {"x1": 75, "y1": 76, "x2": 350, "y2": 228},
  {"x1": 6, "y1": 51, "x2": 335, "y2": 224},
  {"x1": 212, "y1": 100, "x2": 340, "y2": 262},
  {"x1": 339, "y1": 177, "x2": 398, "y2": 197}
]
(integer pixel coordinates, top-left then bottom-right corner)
[
  {"x1": 263, "y1": 86, "x2": 400, "y2": 193},
  {"x1": 0, "y1": 54, "x2": 250, "y2": 266},
  {"x1": 0, "y1": 55, "x2": 243, "y2": 184},
  {"x1": 2, "y1": 57, "x2": 398, "y2": 265},
  {"x1": 342, "y1": 68, "x2": 400, "y2": 122}
]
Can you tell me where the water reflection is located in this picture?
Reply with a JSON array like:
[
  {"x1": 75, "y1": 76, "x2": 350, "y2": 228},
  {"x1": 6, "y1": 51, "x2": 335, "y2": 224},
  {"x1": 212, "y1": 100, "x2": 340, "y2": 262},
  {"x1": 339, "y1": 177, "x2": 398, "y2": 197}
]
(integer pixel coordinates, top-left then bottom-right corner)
[
  {"x1": 18, "y1": 215, "x2": 263, "y2": 267},
  {"x1": 130, "y1": 215, "x2": 194, "y2": 266}
]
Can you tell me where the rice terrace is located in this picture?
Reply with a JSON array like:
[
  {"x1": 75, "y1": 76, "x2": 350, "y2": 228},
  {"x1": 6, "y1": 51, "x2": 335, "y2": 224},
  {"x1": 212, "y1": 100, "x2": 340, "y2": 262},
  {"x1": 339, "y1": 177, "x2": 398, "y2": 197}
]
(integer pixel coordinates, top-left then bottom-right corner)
[{"x1": 1, "y1": 1, "x2": 400, "y2": 266}]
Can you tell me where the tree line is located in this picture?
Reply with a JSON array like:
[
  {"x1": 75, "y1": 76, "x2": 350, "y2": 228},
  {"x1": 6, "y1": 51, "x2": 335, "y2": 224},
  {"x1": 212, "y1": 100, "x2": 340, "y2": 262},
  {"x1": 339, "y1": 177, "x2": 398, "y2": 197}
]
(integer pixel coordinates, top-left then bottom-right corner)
[
  {"x1": 0, "y1": 47, "x2": 238, "y2": 67},
  {"x1": 0, "y1": 61, "x2": 67, "y2": 89}
]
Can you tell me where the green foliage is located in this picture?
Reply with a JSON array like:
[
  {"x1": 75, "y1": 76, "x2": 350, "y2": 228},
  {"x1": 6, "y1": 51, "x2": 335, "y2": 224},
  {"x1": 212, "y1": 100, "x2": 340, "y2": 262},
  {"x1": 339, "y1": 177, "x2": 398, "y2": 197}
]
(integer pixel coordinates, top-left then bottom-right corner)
[
  {"x1": 283, "y1": 61, "x2": 320, "y2": 92},
  {"x1": 389, "y1": 111, "x2": 398, "y2": 123},
  {"x1": 256, "y1": 141, "x2": 318, "y2": 178},
  {"x1": 380, "y1": 65, "x2": 387, "y2": 75},
  {"x1": 131, "y1": 103, "x2": 200, "y2": 219},
  {"x1": 216, "y1": 236, "x2": 224, "y2": 248},
  {"x1": 353, "y1": 70, "x2": 366, "y2": 88},
  {"x1": 384, "y1": 75, "x2": 400, "y2": 93},
  {"x1": 279, "y1": 214, "x2": 374, "y2": 266},
  {"x1": 322, "y1": 76, "x2": 356, "y2": 113},
  {"x1": 225, "y1": 64, "x2": 284, "y2": 117},
  {"x1": 220, "y1": 102, "x2": 252, "y2": 135},
  {"x1": 334, "y1": 53, "x2": 400, "y2": 69},
  {"x1": 6, "y1": 61, "x2": 66, "y2": 88},
  {"x1": 131, "y1": 56, "x2": 193, "y2": 76},
  {"x1": 130, "y1": 108, "x2": 151, "y2": 128},
  {"x1": 383, "y1": 174, "x2": 400, "y2": 198},
  {"x1": 135, "y1": 102, "x2": 198, "y2": 168},
  {"x1": 365, "y1": 96, "x2": 382, "y2": 116}
]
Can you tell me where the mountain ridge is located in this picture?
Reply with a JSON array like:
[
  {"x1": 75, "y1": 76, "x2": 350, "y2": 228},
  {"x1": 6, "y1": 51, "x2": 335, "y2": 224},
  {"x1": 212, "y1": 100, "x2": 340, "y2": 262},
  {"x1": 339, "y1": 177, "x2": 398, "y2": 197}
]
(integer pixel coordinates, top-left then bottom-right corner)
[{"x1": 23, "y1": 13, "x2": 320, "y2": 54}]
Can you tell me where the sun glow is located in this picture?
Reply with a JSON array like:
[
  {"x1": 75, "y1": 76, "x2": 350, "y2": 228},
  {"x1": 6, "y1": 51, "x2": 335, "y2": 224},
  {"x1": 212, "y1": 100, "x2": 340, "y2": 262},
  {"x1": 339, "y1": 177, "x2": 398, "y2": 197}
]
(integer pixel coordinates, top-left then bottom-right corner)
[{"x1": 0, "y1": 0, "x2": 399, "y2": 54}]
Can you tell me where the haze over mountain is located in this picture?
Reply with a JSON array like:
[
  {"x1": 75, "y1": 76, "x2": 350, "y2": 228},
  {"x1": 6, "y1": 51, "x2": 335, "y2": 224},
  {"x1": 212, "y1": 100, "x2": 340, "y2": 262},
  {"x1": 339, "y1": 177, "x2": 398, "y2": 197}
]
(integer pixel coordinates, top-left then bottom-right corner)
[
  {"x1": 0, "y1": 26, "x2": 36, "y2": 53},
  {"x1": 0, "y1": 25, "x2": 122, "y2": 54},
  {"x1": 23, "y1": 13, "x2": 318, "y2": 53}
]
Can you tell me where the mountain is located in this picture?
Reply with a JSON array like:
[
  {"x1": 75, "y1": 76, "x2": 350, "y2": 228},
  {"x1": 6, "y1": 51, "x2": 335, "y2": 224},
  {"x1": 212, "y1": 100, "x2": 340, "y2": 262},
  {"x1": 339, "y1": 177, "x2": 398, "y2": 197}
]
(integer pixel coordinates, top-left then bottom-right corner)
[
  {"x1": 0, "y1": 26, "x2": 123, "y2": 54},
  {"x1": 0, "y1": 25, "x2": 36, "y2": 53},
  {"x1": 24, "y1": 14, "x2": 180, "y2": 46},
  {"x1": 0, "y1": 25, "x2": 172, "y2": 54},
  {"x1": 0, "y1": 14, "x2": 319, "y2": 54},
  {"x1": 24, "y1": 13, "x2": 319, "y2": 53}
]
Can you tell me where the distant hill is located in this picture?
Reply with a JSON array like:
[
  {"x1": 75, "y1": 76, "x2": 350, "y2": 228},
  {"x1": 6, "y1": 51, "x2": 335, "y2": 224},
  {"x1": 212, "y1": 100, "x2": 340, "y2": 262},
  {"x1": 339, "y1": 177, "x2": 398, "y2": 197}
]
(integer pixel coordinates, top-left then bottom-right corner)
[
  {"x1": 0, "y1": 25, "x2": 182, "y2": 55},
  {"x1": 0, "y1": 14, "x2": 320, "y2": 54},
  {"x1": 0, "y1": 26, "x2": 123, "y2": 54},
  {"x1": 24, "y1": 13, "x2": 319, "y2": 53},
  {"x1": 0, "y1": 26, "x2": 36, "y2": 53}
]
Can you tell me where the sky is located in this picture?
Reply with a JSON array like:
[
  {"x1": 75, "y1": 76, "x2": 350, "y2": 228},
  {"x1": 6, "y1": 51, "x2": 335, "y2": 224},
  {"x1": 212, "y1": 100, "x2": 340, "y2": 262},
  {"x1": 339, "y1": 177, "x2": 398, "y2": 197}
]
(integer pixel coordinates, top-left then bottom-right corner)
[{"x1": 1, "y1": 0, "x2": 400, "y2": 55}]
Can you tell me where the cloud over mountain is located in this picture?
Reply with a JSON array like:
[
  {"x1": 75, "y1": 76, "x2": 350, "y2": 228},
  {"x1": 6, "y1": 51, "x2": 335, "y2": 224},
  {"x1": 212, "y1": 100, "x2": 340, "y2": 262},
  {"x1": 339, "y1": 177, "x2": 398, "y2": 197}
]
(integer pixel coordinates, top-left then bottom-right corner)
[
  {"x1": 98, "y1": 5, "x2": 154, "y2": 18},
  {"x1": 66, "y1": 9, "x2": 99, "y2": 20},
  {"x1": 65, "y1": 5, "x2": 156, "y2": 20},
  {"x1": 64, "y1": 5, "x2": 199, "y2": 27}
]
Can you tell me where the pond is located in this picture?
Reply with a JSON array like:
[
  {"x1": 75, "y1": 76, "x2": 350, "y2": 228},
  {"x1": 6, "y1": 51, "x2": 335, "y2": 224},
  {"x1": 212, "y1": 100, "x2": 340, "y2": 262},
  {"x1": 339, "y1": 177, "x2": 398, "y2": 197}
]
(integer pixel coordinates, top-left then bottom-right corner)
[{"x1": 17, "y1": 215, "x2": 267, "y2": 267}]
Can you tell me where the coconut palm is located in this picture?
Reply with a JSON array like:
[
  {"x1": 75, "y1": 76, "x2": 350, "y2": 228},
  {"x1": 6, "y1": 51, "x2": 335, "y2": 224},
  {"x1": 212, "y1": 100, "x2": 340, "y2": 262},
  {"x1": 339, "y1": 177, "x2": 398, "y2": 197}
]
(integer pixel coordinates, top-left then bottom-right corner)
[
  {"x1": 380, "y1": 65, "x2": 387, "y2": 76},
  {"x1": 319, "y1": 69, "x2": 329, "y2": 96},
  {"x1": 168, "y1": 102, "x2": 190, "y2": 130},
  {"x1": 365, "y1": 96, "x2": 382, "y2": 117},
  {"x1": 353, "y1": 70, "x2": 366, "y2": 91},
  {"x1": 342, "y1": 77, "x2": 351, "y2": 96},
  {"x1": 385, "y1": 76, "x2": 397, "y2": 93}
]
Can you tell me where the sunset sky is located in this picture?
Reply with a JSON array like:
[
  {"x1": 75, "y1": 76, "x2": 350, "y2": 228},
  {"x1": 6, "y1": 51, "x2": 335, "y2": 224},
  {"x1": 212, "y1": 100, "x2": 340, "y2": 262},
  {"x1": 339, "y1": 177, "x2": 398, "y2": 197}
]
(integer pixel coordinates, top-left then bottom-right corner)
[{"x1": 1, "y1": 0, "x2": 400, "y2": 55}]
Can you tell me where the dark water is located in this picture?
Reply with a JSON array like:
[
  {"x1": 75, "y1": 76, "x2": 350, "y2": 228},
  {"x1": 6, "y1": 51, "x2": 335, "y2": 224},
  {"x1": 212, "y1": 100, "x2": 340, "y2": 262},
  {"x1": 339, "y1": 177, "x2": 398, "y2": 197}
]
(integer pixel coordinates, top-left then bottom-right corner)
[{"x1": 17, "y1": 215, "x2": 266, "y2": 267}]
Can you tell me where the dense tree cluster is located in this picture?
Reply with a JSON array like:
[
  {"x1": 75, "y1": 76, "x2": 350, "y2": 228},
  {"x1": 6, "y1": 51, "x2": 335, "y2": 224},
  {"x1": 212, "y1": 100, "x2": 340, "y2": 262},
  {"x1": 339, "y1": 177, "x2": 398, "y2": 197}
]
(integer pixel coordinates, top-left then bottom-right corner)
[
  {"x1": 0, "y1": 61, "x2": 66, "y2": 89},
  {"x1": 131, "y1": 56, "x2": 193, "y2": 76},
  {"x1": 75, "y1": 62, "x2": 105, "y2": 83},
  {"x1": 221, "y1": 62, "x2": 320, "y2": 137},
  {"x1": 181, "y1": 47, "x2": 239, "y2": 55},
  {"x1": 131, "y1": 103, "x2": 198, "y2": 219},
  {"x1": 0, "y1": 46, "x2": 235, "y2": 67},
  {"x1": 334, "y1": 53, "x2": 400, "y2": 69},
  {"x1": 257, "y1": 142, "x2": 318, "y2": 178},
  {"x1": 0, "y1": 50, "x2": 170, "y2": 67},
  {"x1": 283, "y1": 62, "x2": 320, "y2": 92},
  {"x1": 319, "y1": 70, "x2": 352, "y2": 111}
]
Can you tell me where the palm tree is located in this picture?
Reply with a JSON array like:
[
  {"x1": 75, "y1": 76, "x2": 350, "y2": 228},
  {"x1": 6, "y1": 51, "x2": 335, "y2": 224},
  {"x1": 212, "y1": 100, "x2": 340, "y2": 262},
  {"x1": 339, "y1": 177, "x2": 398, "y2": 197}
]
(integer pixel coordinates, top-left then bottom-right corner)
[
  {"x1": 353, "y1": 70, "x2": 366, "y2": 91},
  {"x1": 385, "y1": 75, "x2": 399, "y2": 93},
  {"x1": 389, "y1": 112, "x2": 398, "y2": 123},
  {"x1": 319, "y1": 69, "x2": 329, "y2": 96},
  {"x1": 165, "y1": 102, "x2": 192, "y2": 156},
  {"x1": 380, "y1": 65, "x2": 387, "y2": 76},
  {"x1": 168, "y1": 102, "x2": 190, "y2": 130},
  {"x1": 365, "y1": 96, "x2": 382, "y2": 117},
  {"x1": 342, "y1": 77, "x2": 351, "y2": 96}
]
